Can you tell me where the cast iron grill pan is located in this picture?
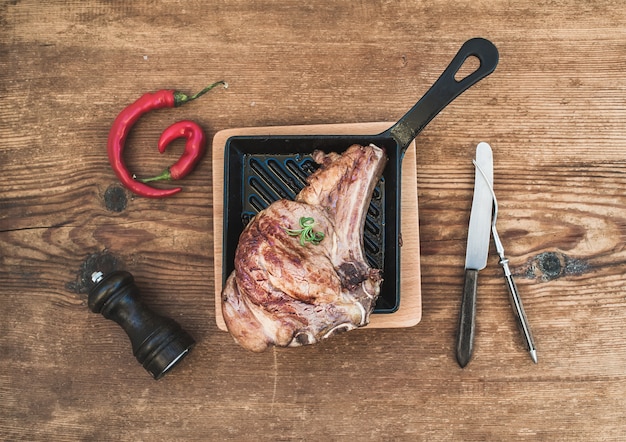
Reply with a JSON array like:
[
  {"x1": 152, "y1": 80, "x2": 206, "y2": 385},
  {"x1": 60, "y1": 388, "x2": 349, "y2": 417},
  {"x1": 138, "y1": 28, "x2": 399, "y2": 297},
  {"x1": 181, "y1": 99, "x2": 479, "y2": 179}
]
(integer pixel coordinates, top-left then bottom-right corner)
[{"x1": 223, "y1": 38, "x2": 499, "y2": 313}]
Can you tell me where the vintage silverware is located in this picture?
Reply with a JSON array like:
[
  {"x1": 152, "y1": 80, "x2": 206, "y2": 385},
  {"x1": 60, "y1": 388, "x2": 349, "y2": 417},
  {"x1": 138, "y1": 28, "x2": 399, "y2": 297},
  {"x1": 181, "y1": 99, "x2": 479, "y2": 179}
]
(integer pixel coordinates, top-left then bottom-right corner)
[
  {"x1": 456, "y1": 142, "x2": 494, "y2": 367},
  {"x1": 473, "y1": 151, "x2": 538, "y2": 364}
]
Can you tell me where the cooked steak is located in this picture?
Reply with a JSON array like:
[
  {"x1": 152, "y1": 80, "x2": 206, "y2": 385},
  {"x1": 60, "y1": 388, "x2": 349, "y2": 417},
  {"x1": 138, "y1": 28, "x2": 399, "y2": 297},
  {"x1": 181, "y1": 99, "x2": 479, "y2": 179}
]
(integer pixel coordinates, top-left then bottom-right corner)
[{"x1": 222, "y1": 144, "x2": 387, "y2": 351}]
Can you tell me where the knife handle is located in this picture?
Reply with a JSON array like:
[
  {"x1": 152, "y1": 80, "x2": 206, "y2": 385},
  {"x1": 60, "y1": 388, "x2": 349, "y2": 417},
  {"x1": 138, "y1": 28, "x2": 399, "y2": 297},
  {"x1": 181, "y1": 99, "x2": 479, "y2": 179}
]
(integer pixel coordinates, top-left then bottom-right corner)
[{"x1": 456, "y1": 268, "x2": 478, "y2": 368}]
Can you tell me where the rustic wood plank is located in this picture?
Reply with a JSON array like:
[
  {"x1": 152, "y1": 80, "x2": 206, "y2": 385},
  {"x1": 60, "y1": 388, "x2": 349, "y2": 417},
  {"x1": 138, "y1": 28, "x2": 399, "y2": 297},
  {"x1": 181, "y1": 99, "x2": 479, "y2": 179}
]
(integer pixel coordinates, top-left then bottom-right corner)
[{"x1": 1, "y1": 0, "x2": 626, "y2": 440}]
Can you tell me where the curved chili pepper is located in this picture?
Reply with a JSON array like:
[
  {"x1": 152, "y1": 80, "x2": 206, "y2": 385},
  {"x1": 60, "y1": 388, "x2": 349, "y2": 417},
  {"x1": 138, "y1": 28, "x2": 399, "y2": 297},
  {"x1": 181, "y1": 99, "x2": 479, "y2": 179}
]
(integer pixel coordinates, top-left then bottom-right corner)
[
  {"x1": 140, "y1": 120, "x2": 206, "y2": 183},
  {"x1": 107, "y1": 81, "x2": 225, "y2": 198}
]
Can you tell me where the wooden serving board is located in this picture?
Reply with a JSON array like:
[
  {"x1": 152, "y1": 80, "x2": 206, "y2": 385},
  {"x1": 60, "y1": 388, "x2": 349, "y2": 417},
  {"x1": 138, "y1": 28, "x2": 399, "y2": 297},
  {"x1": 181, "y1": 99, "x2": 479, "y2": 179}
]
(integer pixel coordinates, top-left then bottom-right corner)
[{"x1": 212, "y1": 122, "x2": 421, "y2": 330}]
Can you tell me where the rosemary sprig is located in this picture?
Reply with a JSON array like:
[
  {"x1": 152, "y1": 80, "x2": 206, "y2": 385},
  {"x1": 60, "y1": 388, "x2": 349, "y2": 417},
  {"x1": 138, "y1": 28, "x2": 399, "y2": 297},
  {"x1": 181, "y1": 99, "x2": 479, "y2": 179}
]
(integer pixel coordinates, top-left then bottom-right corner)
[{"x1": 284, "y1": 217, "x2": 325, "y2": 246}]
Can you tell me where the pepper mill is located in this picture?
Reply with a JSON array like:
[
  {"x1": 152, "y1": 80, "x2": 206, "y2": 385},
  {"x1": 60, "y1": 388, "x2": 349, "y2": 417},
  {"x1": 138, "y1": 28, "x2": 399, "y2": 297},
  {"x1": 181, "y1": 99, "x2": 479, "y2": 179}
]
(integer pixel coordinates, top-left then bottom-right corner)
[{"x1": 88, "y1": 270, "x2": 195, "y2": 380}]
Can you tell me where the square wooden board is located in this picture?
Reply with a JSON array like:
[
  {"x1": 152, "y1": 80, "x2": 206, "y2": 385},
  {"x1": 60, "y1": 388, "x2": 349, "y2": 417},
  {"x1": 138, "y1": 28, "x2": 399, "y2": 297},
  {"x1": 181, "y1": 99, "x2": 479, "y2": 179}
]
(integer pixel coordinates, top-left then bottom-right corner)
[{"x1": 212, "y1": 122, "x2": 421, "y2": 330}]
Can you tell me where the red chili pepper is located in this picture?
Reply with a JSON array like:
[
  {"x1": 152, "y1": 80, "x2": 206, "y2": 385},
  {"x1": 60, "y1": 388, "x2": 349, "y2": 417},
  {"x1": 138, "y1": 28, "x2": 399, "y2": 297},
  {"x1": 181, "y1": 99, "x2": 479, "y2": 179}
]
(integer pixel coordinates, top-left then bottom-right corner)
[
  {"x1": 140, "y1": 120, "x2": 206, "y2": 183},
  {"x1": 107, "y1": 81, "x2": 226, "y2": 198}
]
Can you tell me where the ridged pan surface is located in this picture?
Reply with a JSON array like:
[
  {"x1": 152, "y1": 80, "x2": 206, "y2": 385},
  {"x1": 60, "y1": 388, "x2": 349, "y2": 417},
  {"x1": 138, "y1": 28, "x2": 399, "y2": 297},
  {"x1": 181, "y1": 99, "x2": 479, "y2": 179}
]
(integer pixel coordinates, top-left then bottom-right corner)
[
  {"x1": 224, "y1": 135, "x2": 400, "y2": 313},
  {"x1": 243, "y1": 154, "x2": 386, "y2": 270}
]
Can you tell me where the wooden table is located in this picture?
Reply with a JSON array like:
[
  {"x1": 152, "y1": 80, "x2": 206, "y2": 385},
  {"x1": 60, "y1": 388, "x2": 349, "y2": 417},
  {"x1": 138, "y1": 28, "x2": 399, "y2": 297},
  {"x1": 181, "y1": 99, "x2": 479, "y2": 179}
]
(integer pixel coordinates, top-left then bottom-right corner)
[{"x1": 1, "y1": 1, "x2": 625, "y2": 440}]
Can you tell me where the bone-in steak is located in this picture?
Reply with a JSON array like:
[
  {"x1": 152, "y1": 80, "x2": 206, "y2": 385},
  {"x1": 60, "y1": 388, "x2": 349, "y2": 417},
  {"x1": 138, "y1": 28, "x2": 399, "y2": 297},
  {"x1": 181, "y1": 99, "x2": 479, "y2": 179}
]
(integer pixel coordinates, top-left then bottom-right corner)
[{"x1": 222, "y1": 143, "x2": 387, "y2": 351}]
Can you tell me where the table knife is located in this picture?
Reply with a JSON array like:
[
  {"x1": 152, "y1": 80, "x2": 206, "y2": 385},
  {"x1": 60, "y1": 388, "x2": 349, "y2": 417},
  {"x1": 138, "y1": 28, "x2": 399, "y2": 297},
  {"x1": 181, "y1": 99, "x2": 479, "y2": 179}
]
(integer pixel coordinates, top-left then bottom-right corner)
[{"x1": 456, "y1": 142, "x2": 493, "y2": 368}]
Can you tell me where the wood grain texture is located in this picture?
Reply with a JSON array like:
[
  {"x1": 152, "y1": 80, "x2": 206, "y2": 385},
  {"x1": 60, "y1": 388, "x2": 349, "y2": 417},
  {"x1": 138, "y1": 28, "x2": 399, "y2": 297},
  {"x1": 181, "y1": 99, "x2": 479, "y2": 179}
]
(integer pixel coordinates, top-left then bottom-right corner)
[
  {"x1": 1, "y1": 0, "x2": 626, "y2": 440},
  {"x1": 212, "y1": 122, "x2": 421, "y2": 330}
]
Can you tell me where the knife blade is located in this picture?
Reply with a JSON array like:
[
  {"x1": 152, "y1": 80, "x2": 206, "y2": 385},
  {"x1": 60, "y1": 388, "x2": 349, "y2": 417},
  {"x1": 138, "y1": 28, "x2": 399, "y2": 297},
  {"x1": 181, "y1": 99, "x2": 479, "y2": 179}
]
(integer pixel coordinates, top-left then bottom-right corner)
[{"x1": 456, "y1": 142, "x2": 493, "y2": 367}]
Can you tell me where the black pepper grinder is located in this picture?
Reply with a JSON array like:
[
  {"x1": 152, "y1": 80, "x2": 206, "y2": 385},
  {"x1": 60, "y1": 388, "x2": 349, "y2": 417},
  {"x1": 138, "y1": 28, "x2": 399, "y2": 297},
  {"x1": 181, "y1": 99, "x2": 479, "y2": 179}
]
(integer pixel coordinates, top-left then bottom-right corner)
[{"x1": 88, "y1": 270, "x2": 195, "y2": 380}]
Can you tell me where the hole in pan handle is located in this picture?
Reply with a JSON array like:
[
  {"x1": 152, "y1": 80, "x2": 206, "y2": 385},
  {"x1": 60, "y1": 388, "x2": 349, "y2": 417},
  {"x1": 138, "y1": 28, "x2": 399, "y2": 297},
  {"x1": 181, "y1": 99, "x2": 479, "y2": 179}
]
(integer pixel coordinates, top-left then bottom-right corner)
[{"x1": 382, "y1": 38, "x2": 500, "y2": 153}]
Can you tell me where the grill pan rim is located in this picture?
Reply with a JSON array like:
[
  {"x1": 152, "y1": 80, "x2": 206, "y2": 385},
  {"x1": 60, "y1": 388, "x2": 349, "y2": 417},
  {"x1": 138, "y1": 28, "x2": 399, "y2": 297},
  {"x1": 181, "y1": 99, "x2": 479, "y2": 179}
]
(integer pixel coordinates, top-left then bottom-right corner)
[{"x1": 222, "y1": 133, "x2": 402, "y2": 313}]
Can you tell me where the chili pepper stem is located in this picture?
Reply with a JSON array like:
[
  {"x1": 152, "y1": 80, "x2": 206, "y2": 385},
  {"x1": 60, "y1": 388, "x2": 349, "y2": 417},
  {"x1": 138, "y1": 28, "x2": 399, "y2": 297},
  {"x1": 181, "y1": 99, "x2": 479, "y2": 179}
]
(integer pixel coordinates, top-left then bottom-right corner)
[
  {"x1": 140, "y1": 168, "x2": 172, "y2": 183},
  {"x1": 173, "y1": 80, "x2": 227, "y2": 106}
]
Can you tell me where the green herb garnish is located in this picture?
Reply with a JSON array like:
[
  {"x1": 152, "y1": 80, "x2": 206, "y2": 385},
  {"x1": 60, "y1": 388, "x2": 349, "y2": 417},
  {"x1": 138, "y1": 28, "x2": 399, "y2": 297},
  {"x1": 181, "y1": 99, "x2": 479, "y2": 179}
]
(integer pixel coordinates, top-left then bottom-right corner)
[{"x1": 284, "y1": 217, "x2": 325, "y2": 246}]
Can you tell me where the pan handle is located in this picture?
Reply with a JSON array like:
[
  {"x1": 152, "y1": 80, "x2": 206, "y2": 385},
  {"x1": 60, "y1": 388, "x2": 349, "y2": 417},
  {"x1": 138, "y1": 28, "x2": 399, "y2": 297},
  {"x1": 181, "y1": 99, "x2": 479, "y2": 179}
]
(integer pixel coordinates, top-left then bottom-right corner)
[{"x1": 384, "y1": 38, "x2": 499, "y2": 152}]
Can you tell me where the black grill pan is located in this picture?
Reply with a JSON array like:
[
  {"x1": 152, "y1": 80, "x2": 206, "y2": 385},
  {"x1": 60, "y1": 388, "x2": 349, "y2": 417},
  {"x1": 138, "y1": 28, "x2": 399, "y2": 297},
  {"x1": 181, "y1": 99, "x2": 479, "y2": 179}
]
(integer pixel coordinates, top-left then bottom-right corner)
[{"x1": 222, "y1": 38, "x2": 499, "y2": 313}]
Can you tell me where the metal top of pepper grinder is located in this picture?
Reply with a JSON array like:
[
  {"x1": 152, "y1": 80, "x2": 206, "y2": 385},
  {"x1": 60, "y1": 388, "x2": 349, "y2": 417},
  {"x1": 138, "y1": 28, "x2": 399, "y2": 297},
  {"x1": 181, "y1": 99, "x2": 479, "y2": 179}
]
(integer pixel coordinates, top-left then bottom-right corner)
[{"x1": 88, "y1": 270, "x2": 195, "y2": 380}]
